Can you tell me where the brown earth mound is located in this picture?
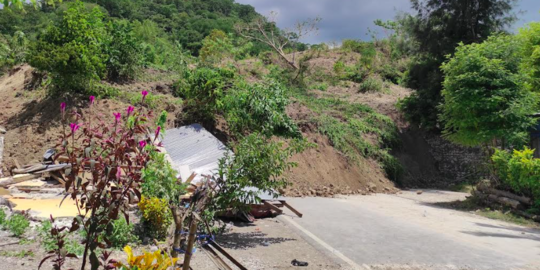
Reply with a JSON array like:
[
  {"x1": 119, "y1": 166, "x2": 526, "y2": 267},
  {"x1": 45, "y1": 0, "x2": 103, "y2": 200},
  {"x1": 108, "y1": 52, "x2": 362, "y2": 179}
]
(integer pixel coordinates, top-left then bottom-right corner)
[{"x1": 0, "y1": 65, "x2": 181, "y2": 176}]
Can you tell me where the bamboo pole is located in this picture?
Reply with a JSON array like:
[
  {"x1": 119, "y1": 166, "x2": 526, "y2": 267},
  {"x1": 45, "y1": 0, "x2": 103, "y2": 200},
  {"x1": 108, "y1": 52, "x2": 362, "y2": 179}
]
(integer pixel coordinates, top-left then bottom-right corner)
[{"x1": 182, "y1": 218, "x2": 198, "y2": 270}]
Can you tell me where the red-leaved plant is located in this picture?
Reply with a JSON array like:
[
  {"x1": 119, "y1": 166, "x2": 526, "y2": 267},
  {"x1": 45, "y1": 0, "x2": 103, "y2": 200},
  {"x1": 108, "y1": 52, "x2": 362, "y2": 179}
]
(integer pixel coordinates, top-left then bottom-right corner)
[{"x1": 41, "y1": 92, "x2": 159, "y2": 270}]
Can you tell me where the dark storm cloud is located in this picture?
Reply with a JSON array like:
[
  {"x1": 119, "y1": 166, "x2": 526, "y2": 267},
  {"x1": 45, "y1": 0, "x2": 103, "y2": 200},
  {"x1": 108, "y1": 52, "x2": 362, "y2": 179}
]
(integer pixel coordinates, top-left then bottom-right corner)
[{"x1": 235, "y1": 0, "x2": 540, "y2": 44}]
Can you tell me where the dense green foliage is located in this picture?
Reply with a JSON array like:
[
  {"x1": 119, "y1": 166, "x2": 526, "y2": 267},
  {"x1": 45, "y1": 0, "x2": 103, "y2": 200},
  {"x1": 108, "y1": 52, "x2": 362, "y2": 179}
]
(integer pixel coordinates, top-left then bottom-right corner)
[
  {"x1": 440, "y1": 35, "x2": 536, "y2": 147},
  {"x1": 38, "y1": 220, "x2": 85, "y2": 256},
  {"x1": 224, "y1": 80, "x2": 301, "y2": 138},
  {"x1": 104, "y1": 20, "x2": 144, "y2": 81},
  {"x1": 28, "y1": 1, "x2": 107, "y2": 91},
  {"x1": 86, "y1": 0, "x2": 260, "y2": 55},
  {"x1": 141, "y1": 147, "x2": 186, "y2": 203},
  {"x1": 138, "y1": 196, "x2": 173, "y2": 240},
  {"x1": 518, "y1": 22, "x2": 540, "y2": 92},
  {"x1": 492, "y1": 148, "x2": 540, "y2": 209},
  {"x1": 0, "y1": 208, "x2": 6, "y2": 227},
  {"x1": 213, "y1": 133, "x2": 309, "y2": 211},
  {"x1": 401, "y1": 0, "x2": 517, "y2": 129},
  {"x1": 0, "y1": 31, "x2": 28, "y2": 73},
  {"x1": 6, "y1": 213, "x2": 29, "y2": 237},
  {"x1": 108, "y1": 217, "x2": 139, "y2": 249},
  {"x1": 176, "y1": 66, "x2": 236, "y2": 123}
]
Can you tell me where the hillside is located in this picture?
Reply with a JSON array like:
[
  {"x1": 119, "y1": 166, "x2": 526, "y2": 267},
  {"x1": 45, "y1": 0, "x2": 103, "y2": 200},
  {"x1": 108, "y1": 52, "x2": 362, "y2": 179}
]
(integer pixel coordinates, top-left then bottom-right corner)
[{"x1": 0, "y1": 47, "x2": 466, "y2": 197}]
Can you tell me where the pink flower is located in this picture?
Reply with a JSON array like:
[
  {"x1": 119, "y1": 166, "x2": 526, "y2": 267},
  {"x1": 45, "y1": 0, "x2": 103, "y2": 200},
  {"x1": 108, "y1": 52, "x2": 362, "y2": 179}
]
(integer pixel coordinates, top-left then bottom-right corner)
[
  {"x1": 60, "y1": 102, "x2": 66, "y2": 113},
  {"x1": 116, "y1": 166, "x2": 121, "y2": 180},
  {"x1": 139, "y1": 140, "x2": 147, "y2": 149},
  {"x1": 69, "y1": 123, "x2": 80, "y2": 133},
  {"x1": 89, "y1": 96, "x2": 95, "y2": 106},
  {"x1": 113, "y1": 112, "x2": 121, "y2": 123},
  {"x1": 141, "y1": 90, "x2": 148, "y2": 102},
  {"x1": 155, "y1": 126, "x2": 161, "y2": 137},
  {"x1": 126, "y1": 106, "x2": 134, "y2": 116}
]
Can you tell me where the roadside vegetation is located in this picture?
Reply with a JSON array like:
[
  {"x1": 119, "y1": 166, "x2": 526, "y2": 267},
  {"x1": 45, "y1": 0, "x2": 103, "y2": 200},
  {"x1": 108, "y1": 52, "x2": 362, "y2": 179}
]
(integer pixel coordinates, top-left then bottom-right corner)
[{"x1": 1, "y1": 0, "x2": 540, "y2": 269}]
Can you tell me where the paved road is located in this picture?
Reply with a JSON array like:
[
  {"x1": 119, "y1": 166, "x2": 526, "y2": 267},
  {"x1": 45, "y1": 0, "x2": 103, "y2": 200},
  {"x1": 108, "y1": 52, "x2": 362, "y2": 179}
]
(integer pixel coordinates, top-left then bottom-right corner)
[{"x1": 280, "y1": 190, "x2": 540, "y2": 270}]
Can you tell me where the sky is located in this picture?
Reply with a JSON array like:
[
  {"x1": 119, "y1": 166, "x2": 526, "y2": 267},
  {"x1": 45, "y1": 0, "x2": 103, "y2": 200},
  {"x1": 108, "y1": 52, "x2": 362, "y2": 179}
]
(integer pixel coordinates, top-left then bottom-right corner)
[{"x1": 235, "y1": 0, "x2": 540, "y2": 44}]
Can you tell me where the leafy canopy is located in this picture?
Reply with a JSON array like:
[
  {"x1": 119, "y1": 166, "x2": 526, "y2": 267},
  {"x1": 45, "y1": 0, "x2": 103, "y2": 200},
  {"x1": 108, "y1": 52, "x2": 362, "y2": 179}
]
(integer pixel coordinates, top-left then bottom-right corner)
[
  {"x1": 401, "y1": 0, "x2": 517, "y2": 129},
  {"x1": 28, "y1": 1, "x2": 107, "y2": 92},
  {"x1": 440, "y1": 35, "x2": 536, "y2": 147}
]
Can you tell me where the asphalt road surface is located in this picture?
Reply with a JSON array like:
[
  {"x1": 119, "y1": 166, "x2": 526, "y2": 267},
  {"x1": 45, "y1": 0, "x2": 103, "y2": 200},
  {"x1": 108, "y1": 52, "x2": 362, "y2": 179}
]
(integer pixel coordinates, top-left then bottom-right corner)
[{"x1": 280, "y1": 190, "x2": 540, "y2": 270}]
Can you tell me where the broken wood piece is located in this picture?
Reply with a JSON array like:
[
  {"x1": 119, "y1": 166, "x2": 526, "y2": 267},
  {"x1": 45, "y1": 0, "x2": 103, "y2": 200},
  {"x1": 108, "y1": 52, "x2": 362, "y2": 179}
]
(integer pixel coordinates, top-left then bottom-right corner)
[
  {"x1": 279, "y1": 200, "x2": 303, "y2": 218},
  {"x1": 476, "y1": 184, "x2": 532, "y2": 206},
  {"x1": 0, "y1": 241, "x2": 20, "y2": 247},
  {"x1": 262, "y1": 200, "x2": 283, "y2": 215},
  {"x1": 50, "y1": 173, "x2": 66, "y2": 185},
  {"x1": 13, "y1": 164, "x2": 70, "y2": 175},
  {"x1": 0, "y1": 174, "x2": 40, "y2": 187},
  {"x1": 202, "y1": 245, "x2": 234, "y2": 270},
  {"x1": 487, "y1": 194, "x2": 522, "y2": 210},
  {"x1": 208, "y1": 240, "x2": 248, "y2": 270},
  {"x1": 13, "y1": 158, "x2": 21, "y2": 169}
]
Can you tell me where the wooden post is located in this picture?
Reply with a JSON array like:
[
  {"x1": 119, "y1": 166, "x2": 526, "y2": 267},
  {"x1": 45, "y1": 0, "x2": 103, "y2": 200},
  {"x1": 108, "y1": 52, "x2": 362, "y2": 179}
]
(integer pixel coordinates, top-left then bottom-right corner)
[
  {"x1": 182, "y1": 218, "x2": 198, "y2": 270},
  {"x1": 171, "y1": 206, "x2": 185, "y2": 259}
]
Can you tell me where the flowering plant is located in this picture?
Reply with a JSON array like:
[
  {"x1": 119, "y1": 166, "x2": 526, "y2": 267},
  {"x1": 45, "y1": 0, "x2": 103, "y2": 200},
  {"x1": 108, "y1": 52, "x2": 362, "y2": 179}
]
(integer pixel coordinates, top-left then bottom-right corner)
[{"x1": 41, "y1": 94, "x2": 163, "y2": 270}]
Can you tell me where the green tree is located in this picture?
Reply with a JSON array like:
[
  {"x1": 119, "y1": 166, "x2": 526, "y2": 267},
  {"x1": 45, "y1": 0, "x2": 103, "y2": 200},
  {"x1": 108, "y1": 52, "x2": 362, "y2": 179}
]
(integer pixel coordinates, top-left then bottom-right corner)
[
  {"x1": 0, "y1": 31, "x2": 28, "y2": 73},
  {"x1": 440, "y1": 35, "x2": 536, "y2": 148},
  {"x1": 212, "y1": 133, "x2": 309, "y2": 211},
  {"x1": 28, "y1": 0, "x2": 107, "y2": 92},
  {"x1": 199, "y1": 29, "x2": 234, "y2": 65},
  {"x1": 104, "y1": 20, "x2": 144, "y2": 81},
  {"x1": 402, "y1": 0, "x2": 517, "y2": 130},
  {"x1": 518, "y1": 22, "x2": 540, "y2": 92}
]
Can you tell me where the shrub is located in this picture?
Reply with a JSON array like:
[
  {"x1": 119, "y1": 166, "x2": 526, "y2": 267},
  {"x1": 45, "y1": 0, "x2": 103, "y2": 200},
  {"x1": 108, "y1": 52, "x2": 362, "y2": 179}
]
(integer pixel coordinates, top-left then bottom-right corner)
[
  {"x1": 176, "y1": 67, "x2": 236, "y2": 123},
  {"x1": 223, "y1": 80, "x2": 301, "y2": 138},
  {"x1": 28, "y1": 1, "x2": 107, "y2": 92},
  {"x1": 109, "y1": 217, "x2": 139, "y2": 249},
  {"x1": 359, "y1": 75, "x2": 384, "y2": 93},
  {"x1": 141, "y1": 149, "x2": 185, "y2": 202},
  {"x1": 38, "y1": 220, "x2": 84, "y2": 256},
  {"x1": 0, "y1": 208, "x2": 6, "y2": 227},
  {"x1": 341, "y1": 39, "x2": 362, "y2": 52},
  {"x1": 492, "y1": 148, "x2": 540, "y2": 209},
  {"x1": 517, "y1": 22, "x2": 540, "y2": 92},
  {"x1": 212, "y1": 133, "x2": 310, "y2": 212},
  {"x1": 6, "y1": 213, "x2": 29, "y2": 237},
  {"x1": 440, "y1": 35, "x2": 536, "y2": 147},
  {"x1": 312, "y1": 82, "x2": 329, "y2": 91},
  {"x1": 138, "y1": 196, "x2": 173, "y2": 240},
  {"x1": 42, "y1": 96, "x2": 157, "y2": 270},
  {"x1": 0, "y1": 31, "x2": 28, "y2": 73},
  {"x1": 200, "y1": 29, "x2": 234, "y2": 65},
  {"x1": 104, "y1": 20, "x2": 144, "y2": 81}
]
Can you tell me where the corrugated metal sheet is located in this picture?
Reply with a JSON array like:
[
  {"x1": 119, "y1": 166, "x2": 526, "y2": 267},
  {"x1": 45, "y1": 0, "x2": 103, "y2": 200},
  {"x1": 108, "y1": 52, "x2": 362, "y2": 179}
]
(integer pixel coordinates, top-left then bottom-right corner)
[
  {"x1": 163, "y1": 124, "x2": 284, "y2": 201},
  {"x1": 163, "y1": 124, "x2": 230, "y2": 183}
]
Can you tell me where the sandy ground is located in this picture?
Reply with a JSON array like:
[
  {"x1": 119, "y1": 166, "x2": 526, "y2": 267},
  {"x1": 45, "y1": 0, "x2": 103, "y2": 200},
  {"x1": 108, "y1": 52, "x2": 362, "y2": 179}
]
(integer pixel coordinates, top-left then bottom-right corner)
[
  {"x1": 0, "y1": 211, "x2": 341, "y2": 270},
  {"x1": 283, "y1": 191, "x2": 540, "y2": 270}
]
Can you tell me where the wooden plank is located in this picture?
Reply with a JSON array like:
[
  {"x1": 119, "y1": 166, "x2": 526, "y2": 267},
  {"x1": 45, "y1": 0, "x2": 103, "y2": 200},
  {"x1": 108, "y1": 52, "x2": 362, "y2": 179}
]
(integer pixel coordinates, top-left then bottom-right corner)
[
  {"x1": 280, "y1": 200, "x2": 303, "y2": 218},
  {"x1": 202, "y1": 245, "x2": 234, "y2": 270},
  {"x1": 50, "y1": 173, "x2": 66, "y2": 185},
  {"x1": 208, "y1": 240, "x2": 248, "y2": 270},
  {"x1": 263, "y1": 200, "x2": 283, "y2": 215},
  {"x1": 0, "y1": 174, "x2": 40, "y2": 187}
]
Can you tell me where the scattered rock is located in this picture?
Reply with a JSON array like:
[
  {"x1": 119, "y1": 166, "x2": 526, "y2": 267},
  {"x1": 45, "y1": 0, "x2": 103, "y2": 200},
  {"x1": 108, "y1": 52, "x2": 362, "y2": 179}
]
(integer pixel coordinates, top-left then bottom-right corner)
[
  {"x1": 0, "y1": 126, "x2": 6, "y2": 134},
  {"x1": 417, "y1": 190, "x2": 423, "y2": 195}
]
